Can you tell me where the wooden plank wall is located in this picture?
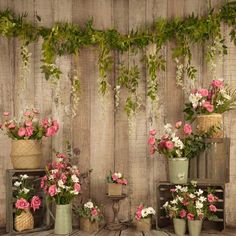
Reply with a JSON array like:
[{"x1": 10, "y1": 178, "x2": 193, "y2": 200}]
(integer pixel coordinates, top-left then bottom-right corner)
[{"x1": 0, "y1": 0, "x2": 236, "y2": 227}]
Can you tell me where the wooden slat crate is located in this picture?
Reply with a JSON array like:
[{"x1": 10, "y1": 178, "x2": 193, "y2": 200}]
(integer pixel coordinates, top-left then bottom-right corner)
[
  {"x1": 6, "y1": 169, "x2": 52, "y2": 235},
  {"x1": 189, "y1": 138, "x2": 230, "y2": 183},
  {"x1": 156, "y1": 181, "x2": 225, "y2": 231}
]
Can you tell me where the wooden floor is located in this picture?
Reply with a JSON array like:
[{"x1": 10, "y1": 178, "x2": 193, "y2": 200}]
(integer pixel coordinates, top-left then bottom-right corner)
[{"x1": 3, "y1": 228, "x2": 236, "y2": 236}]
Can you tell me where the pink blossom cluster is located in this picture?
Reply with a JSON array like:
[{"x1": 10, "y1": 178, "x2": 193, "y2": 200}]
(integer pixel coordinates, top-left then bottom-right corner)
[
  {"x1": 15, "y1": 196, "x2": 41, "y2": 212},
  {"x1": 135, "y1": 204, "x2": 144, "y2": 220},
  {"x1": 110, "y1": 172, "x2": 128, "y2": 185}
]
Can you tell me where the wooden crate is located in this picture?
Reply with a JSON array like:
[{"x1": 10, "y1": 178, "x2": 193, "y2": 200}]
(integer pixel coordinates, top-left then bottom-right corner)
[
  {"x1": 189, "y1": 138, "x2": 230, "y2": 183},
  {"x1": 6, "y1": 169, "x2": 52, "y2": 235},
  {"x1": 156, "y1": 181, "x2": 225, "y2": 231}
]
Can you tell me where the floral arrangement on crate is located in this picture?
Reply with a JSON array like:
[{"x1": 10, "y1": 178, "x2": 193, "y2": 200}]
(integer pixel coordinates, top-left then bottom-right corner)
[
  {"x1": 106, "y1": 171, "x2": 128, "y2": 185},
  {"x1": 148, "y1": 121, "x2": 208, "y2": 159},
  {"x1": 0, "y1": 109, "x2": 59, "y2": 140},
  {"x1": 135, "y1": 204, "x2": 156, "y2": 220},
  {"x1": 163, "y1": 181, "x2": 218, "y2": 221},
  {"x1": 184, "y1": 79, "x2": 236, "y2": 121},
  {"x1": 14, "y1": 174, "x2": 41, "y2": 215},
  {"x1": 41, "y1": 152, "x2": 81, "y2": 205},
  {"x1": 73, "y1": 201, "x2": 103, "y2": 222}
]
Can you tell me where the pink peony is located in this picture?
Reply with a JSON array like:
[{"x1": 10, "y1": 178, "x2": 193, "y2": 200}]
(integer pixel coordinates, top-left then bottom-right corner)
[
  {"x1": 203, "y1": 101, "x2": 214, "y2": 112},
  {"x1": 18, "y1": 127, "x2": 26, "y2": 137},
  {"x1": 25, "y1": 121, "x2": 33, "y2": 127},
  {"x1": 46, "y1": 126, "x2": 56, "y2": 137},
  {"x1": 179, "y1": 209, "x2": 187, "y2": 218},
  {"x1": 209, "y1": 204, "x2": 217, "y2": 212},
  {"x1": 8, "y1": 122, "x2": 16, "y2": 129},
  {"x1": 187, "y1": 213, "x2": 194, "y2": 221},
  {"x1": 148, "y1": 136, "x2": 155, "y2": 145},
  {"x1": 25, "y1": 126, "x2": 34, "y2": 137},
  {"x1": 117, "y1": 179, "x2": 123, "y2": 184},
  {"x1": 24, "y1": 111, "x2": 31, "y2": 116},
  {"x1": 52, "y1": 120, "x2": 59, "y2": 132},
  {"x1": 198, "y1": 89, "x2": 209, "y2": 97},
  {"x1": 175, "y1": 121, "x2": 182, "y2": 129},
  {"x1": 183, "y1": 124, "x2": 192, "y2": 135},
  {"x1": 48, "y1": 185, "x2": 57, "y2": 196},
  {"x1": 91, "y1": 208, "x2": 98, "y2": 217},
  {"x1": 207, "y1": 194, "x2": 215, "y2": 203},
  {"x1": 60, "y1": 173, "x2": 67, "y2": 183},
  {"x1": 3, "y1": 112, "x2": 9, "y2": 116},
  {"x1": 31, "y1": 196, "x2": 41, "y2": 211},
  {"x1": 15, "y1": 198, "x2": 30, "y2": 210},
  {"x1": 56, "y1": 153, "x2": 66, "y2": 159},
  {"x1": 211, "y1": 80, "x2": 224, "y2": 89},
  {"x1": 150, "y1": 146, "x2": 155, "y2": 155},
  {"x1": 135, "y1": 210, "x2": 142, "y2": 220},
  {"x1": 74, "y1": 183, "x2": 81, "y2": 193},
  {"x1": 122, "y1": 179, "x2": 128, "y2": 185},
  {"x1": 165, "y1": 141, "x2": 174, "y2": 150},
  {"x1": 41, "y1": 118, "x2": 49, "y2": 128},
  {"x1": 149, "y1": 129, "x2": 157, "y2": 136},
  {"x1": 112, "y1": 174, "x2": 118, "y2": 181}
]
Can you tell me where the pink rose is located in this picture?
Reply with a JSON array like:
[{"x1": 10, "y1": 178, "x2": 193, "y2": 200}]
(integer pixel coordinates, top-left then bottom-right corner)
[
  {"x1": 46, "y1": 127, "x2": 56, "y2": 137},
  {"x1": 203, "y1": 101, "x2": 214, "y2": 113},
  {"x1": 175, "y1": 121, "x2": 182, "y2": 129},
  {"x1": 56, "y1": 153, "x2": 66, "y2": 159},
  {"x1": 135, "y1": 210, "x2": 142, "y2": 220},
  {"x1": 18, "y1": 127, "x2": 26, "y2": 137},
  {"x1": 25, "y1": 121, "x2": 33, "y2": 127},
  {"x1": 8, "y1": 122, "x2": 16, "y2": 129},
  {"x1": 187, "y1": 213, "x2": 194, "y2": 221},
  {"x1": 52, "y1": 120, "x2": 59, "y2": 132},
  {"x1": 25, "y1": 126, "x2": 34, "y2": 137},
  {"x1": 165, "y1": 141, "x2": 174, "y2": 150},
  {"x1": 31, "y1": 196, "x2": 41, "y2": 211},
  {"x1": 122, "y1": 179, "x2": 128, "y2": 185},
  {"x1": 183, "y1": 124, "x2": 192, "y2": 135},
  {"x1": 41, "y1": 118, "x2": 49, "y2": 128},
  {"x1": 112, "y1": 174, "x2": 118, "y2": 181},
  {"x1": 74, "y1": 183, "x2": 81, "y2": 193},
  {"x1": 207, "y1": 194, "x2": 215, "y2": 203},
  {"x1": 209, "y1": 204, "x2": 217, "y2": 212},
  {"x1": 15, "y1": 198, "x2": 30, "y2": 210},
  {"x1": 91, "y1": 208, "x2": 98, "y2": 217},
  {"x1": 149, "y1": 129, "x2": 157, "y2": 136},
  {"x1": 61, "y1": 173, "x2": 67, "y2": 183},
  {"x1": 198, "y1": 89, "x2": 209, "y2": 97},
  {"x1": 117, "y1": 179, "x2": 123, "y2": 184},
  {"x1": 48, "y1": 185, "x2": 57, "y2": 196},
  {"x1": 179, "y1": 209, "x2": 186, "y2": 218},
  {"x1": 148, "y1": 137, "x2": 155, "y2": 145},
  {"x1": 24, "y1": 111, "x2": 31, "y2": 116},
  {"x1": 3, "y1": 112, "x2": 9, "y2": 116},
  {"x1": 150, "y1": 146, "x2": 155, "y2": 155},
  {"x1": 211, "y1": 80, "x2": 224, "y2": 89}
]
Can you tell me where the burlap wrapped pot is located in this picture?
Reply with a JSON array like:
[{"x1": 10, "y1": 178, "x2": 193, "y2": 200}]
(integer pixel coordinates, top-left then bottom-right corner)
[{"x1": 14, "y1": 210, "x2": 34, "y2": 232}]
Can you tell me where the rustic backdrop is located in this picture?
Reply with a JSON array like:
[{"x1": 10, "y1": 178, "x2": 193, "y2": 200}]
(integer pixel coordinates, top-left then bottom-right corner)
[{"x1": 0, "y1": 0, "x2": 236, "y2": 228}]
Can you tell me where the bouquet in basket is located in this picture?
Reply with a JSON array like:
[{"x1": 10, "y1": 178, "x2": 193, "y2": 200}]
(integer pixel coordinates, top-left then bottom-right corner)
[
  {"x1": 0, "y1": 109, "x2": 59, "y2": 140},
  {"x1": 106, "y1": 171, "x2": 128, "y2": 185},
  {"x1": 135, "y1": 204, "x2": 156, "y2": 220}
]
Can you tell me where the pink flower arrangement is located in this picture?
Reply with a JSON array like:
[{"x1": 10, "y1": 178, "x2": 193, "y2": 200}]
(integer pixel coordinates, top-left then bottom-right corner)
[
  {"x1": 0, "y1": 109, "x2": 59, "y2": 140},
  {"x1": 14, "y1": 175, "x2": 41, "y2": 216},
  {"x1": 135, "y1": 204, "x2": 156, "y2": 220},
  {"x1": 41, "y1": 152, "x2": 81, "y2": 204},
  {"x1": 107, "y1": 171, "x2": 128, "y2": 185},
  {"x1": 184, "y1": 79, "x2": 236, "y2": 121}
]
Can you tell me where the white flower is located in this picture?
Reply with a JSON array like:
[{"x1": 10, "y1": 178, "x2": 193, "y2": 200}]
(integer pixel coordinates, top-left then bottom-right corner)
[
  {"x1": 163, "y1": 202, "x2": 169, "y2": 209},
  {"x1": 84, "y1": 201, "x2": 94, "y2": 209},
  {"x1": 181, "y1": 187, "x2": 188, "y2": 193},
  {"x1": 164, "y1": 123, "x2": 172, "y2": 134},
  {"x1": 175, "y1": 185, "x2": 182, "y2": 191},
  {"x1": 49, "y1": 175, "x2": 54, "y2": 180},
  {"x1": 171, "y1": 206, "x2": 178, "y2": 212},
  {"x1": 141, "y1": 208, "x2": 149, "y2": 218},
  {"x1": 71, "y1": 174, "x2": 79, "y2": 183},
  {"x1": 70, "y1": 190, "x2": 79, "y2": 195},
  {"x1": 14, "y1": 181, "x2": 22, "y2": 187},
  {"x1": 189, "y1": 92, "x2": 202, "y2": 108},
  {"x1": 177, "y1": 196, "x2": 183, "y2": 203},
  {"x1": 20, "y1": 174, "x2": 28, "y2": 179},
  {"x1": 51, "y1": 169, "x2": 58, "y2": 174},
  {"x1": 171, "y1": 199, "x2": 178, "y2": 205},
  {"x1": 220, "y1": 89, "x2": 231, "y2": 100},
  {"x1": 196, "y1": 201, "x2": 203, "y2": 209},
  {"x1": 22, "y1": 188, "x2": 30, "y2": 194},
  {"x1": 58, "y1": 179, "x2": 65, "y2": 189},
  {"x1": 147, "y1": 207, "x2": 156, "y2": 215},
  {"x1": 189, "y1": 193, "x2": 196, "y2": 199},
  {"x1": 199, "y1": 196, "x2": 207, "y2": 202},
  {"x1": 117, "y1": 173, "x2": 122, "y2": 178},
  {"x1": 195, "y1": 189, "x2": 204, "y2": 196},
  {"x1": 176, "y1": 149, "x2": 182, "y2": 157}
]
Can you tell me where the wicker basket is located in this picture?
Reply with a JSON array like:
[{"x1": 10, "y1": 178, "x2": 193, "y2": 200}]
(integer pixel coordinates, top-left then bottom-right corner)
[
  {"x1": 14, "y1": 211, "x2": 34, "y2": 232},
  {"x1": 107, "y1": 183, "x2": 122, "y2": 196},
  {"x1": 136, "y1": 217, "x2": 151, "y2": 232},
  {"x1": 196, "y1": 113, "x2": 223, "y2": 138},
  {"x1": 79, "y1": 217, "x2": 99, "y2": 233},
  {"x1": 10, "y1": 140, "x2": 42, "y2": 169}
]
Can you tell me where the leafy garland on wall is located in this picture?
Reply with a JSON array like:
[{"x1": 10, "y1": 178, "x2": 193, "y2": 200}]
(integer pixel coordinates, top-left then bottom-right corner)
[{"x1": 0, "y1": 2, "x2": 236, "y2": 117}]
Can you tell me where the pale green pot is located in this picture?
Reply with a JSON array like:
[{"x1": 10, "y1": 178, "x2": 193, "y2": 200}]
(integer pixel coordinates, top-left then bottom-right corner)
[
  {"x1": 168, "y1": 158, "x2": 189, "y2": 184},
  {"x1": 188, "y1": 220, "x2": 203, "y2": 236},
  {"x1": 54, "y1": 204, "x2": 72, "y2": 235},
  {"x1": 173, "y1": 218, "x2": 186, "y2": 236}
]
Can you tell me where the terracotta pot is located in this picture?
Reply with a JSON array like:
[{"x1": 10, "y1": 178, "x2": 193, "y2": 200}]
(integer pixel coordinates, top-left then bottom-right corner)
[
  {"x1": 196, "y1": 113, "x2": 223, "y2": 138},
  {"x1": 107, "y1": 183, "x2": 122, "y2": 196},
  {"x1": 11, "y1": 140, "x2": 42, "y2": 169},
  {"x1": 14, "y1": 210, "x2": 34, "y2": 232},
  {"x1": 136, "y1": 217, "x2": 151, "y2": 232},
  {"x1": 173, "y1": 218, "x2": 186, "y2": 236},
  {"x1": 79, "y1": 217, "x2": 99, "y2": 233}
]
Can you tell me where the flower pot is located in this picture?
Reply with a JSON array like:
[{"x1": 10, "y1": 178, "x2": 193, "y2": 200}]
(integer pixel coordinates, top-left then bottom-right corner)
[
  {"x1": 168, "y1": 158, "x2": 189, "y2": 184},
  {"x1": 54, "y1": 204, "x2": 72, "y2": 235},
  {"x1": 79, "y1": 217, "x2": 99, "y2": 233},
  {"x1": 107, "y1": 183, "x2": 122, "y2": 196},
  {"x1": 14, "y1": 210, "x2": 34, "y2": 232},
  {"x1": 136, "y1": 217, "x2": 151, "y2": 232},
  {"x1": 173, "y1": 218, "x2": 186, "y2": 236},
  {"x1": 196, "y1": 113, "x2": 223, "y2": 138},
  {"x1": 10, "y1": 140, "x2": 42, "y2": 169},
  {"x1": 188, "y1": 220, "x2": 203, "y2": 236}
]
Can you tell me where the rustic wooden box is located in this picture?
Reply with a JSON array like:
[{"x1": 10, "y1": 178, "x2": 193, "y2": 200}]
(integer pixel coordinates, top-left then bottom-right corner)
[
  {"x1": 6, "y1": 169, "x2": 52, "y2": 235},
  {"x1": 189, "y1": 138, "x2": 230, "y2": 183},
  {"x1": 156, "y1": 181, "x2": 225, "y2": 231}
]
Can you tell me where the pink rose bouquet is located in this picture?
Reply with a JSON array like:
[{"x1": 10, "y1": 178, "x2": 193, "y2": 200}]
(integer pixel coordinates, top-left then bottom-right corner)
[
  {"x1": 163, "y1": 181, "x2": 218, "y2": 221},
  {"x1": 135, "y1": 204, "x2": 156, "y2": 220},
  {"x1": 73, "y1": 200, "x2": 103, "y2": 222},
  {"x1": 184, "y1": 79, "x2": 236, "y2": 121},
  {"x1": 0, "y1": 109, "x2": 59, "y2": 140},
  {"x1": 14, "y1": 174, "x2": 41, "y2": 216},
  {"x1": 106, "y1": 171, "x2": 128, "y2": 185},
  {"x1": 41, "y1": 152, "x2": 81, "y2": 204},
  {"x1": 148, "y1": 121, "x2": 208, "y2": 159}
]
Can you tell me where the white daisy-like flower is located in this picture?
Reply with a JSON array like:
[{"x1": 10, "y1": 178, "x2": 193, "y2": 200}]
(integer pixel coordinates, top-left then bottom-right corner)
[
  {"x1": 84, "y1": 201, "x2": 94, "y2": 209},
  {"x1": 141, "y1": 208, "x2": 149, "y2": 218},
  {"x1": 58, "y1": 179, "x2": 65, "y2": 189},
  {"x1": 195, "y1": 189, "x2": 204, "y2": 196},
  {"x1": 171, "y1": 199, "x2": 178, "y2": 205},
  {"x1": 14, "y1": 181, "x2": 22, "y2": 187},
  {"x1": 71, "y1": 174, "x2": 79, "y2": 183},
  {"x1": 196, "y1": 201, "x2": 203, "y2": 209},
  {"x1": 175, "y1": 185, "x2": 182, "y2": 191},
  {"x1": 20, "y1": 174, "x2": 29, "y2": 179},
  {"x1": 199, "y1": 196, "x2": 207, "y2": 202},
  {"x1": 147, "y1": 207, "x2": 156, "y2": 215},
  {"x1": 117, "y1": 173, "x2": 122, "y2": 178}
]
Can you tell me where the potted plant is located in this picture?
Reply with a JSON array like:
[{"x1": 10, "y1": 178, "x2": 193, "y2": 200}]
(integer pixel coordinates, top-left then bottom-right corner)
[
  {"x1": 135, "y1": 204, "x2": 156, "y2": 232},
  {"x1": 74, "y1": 201, "x2": 103, "y2": 233},
  {"x1": 13, "y1": 174, "x2": 41, "y2": 232},
  {"x1": 0, "y1": 109, "x2": 59, "y2": 169},
  {"x1": 106, "y1": 171, "x2": 128, "y2": 196},
  {"x1": 184, "y1": 78, "x2": 236, "y2": 138},
  {"x1": 41, "y1": 153, "x2": 81, "y2": 235},
  {"x1": 148, "y1": 122, "x2": 208, "y2": 184}
]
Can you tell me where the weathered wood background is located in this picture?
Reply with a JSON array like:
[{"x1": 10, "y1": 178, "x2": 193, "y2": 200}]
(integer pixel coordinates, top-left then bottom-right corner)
[{"x1": 0, "y1": 0, "x2": 236, "y2": 228}]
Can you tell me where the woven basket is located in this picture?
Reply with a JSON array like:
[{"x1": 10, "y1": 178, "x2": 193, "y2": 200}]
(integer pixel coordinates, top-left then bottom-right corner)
[
  {"x1": 79, "y1": 217, "x2": 99, "y2": 233},
  {"x1": 196, "y1": 113, "x2": 223, "y2": 138},
  {"x1": 107, "y1": 183, "x2": 122, "y2": 196},
  {"x1": 136, "y1": 217, "x2": 151, "y2": 232},
  {"x1": 10, "y1": 140, "x2": 42, "y2": 169},
  {"x1": 15, "y1": 211, "x2": 34, "y2": 232}
]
